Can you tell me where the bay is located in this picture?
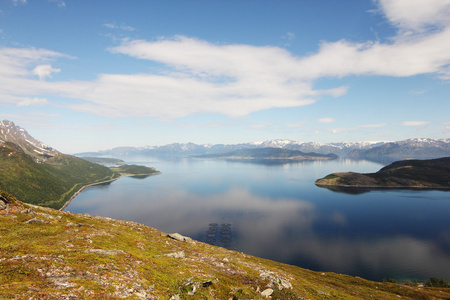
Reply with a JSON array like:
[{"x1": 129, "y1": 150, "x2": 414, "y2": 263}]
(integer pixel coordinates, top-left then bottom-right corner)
[{"x1": 65, "y1": 157, "x2": 450, "y2": 282}]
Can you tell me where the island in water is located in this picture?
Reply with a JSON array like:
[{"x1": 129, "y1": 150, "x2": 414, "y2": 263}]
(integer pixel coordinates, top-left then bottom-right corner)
[
  {"x1": 315, "y1": 157, "x2": 450, "y2": 189},
  {"x1": 194, "y1": 147, "x2": 338, "y2": 162}
]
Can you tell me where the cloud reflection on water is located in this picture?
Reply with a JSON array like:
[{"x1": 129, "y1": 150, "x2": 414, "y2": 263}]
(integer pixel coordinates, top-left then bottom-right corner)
[{"x1": 68, "y1": 180, "x2": 450, "y2": 281}]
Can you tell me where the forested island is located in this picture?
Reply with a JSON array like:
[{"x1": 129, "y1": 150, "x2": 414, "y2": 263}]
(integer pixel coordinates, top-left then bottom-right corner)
[{"x1": 315, "y1": 157, "x2": 450, "y2": 189}]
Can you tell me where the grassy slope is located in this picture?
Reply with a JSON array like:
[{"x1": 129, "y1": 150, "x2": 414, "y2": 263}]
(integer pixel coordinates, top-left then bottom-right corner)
[
  {"x1": 1, "y1": 193, "x2": 449, "y2": 299},
  {"x1": 0, "y1": 142, "x2": 119, "y2": 209},
  {"x1": 315, "y1": 157, "x2": 450, "y2": 188}
]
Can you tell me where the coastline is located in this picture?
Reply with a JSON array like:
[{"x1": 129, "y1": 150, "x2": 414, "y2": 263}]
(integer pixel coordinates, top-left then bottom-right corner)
[
  {"x1": 59, "y1": 172, "x2": 161, "y2": 211},
  {"x1": 59, "y1": 177, "x2": 121, "y2": 211}
]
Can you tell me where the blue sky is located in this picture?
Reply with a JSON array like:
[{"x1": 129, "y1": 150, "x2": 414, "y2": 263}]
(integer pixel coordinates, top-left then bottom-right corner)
[{"x1": 0, "y1": 0, "x2": 449, "y2": 153}]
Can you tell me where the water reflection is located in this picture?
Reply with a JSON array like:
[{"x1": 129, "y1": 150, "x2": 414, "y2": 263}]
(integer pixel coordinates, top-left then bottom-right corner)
[
  {"x1": 317, "y1": 185, "x2": 450, "y2": 194},
  {"x1": 66, "y1": 158, "x2": 450, "y2": 282}
]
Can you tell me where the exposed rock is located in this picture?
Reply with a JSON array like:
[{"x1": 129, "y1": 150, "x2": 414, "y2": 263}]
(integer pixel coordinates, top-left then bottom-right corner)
[
  {"x1": 261, "y1": 288, "x2": 274, "y2": 297},
  {"x1": 21, "y1": 207, "x2": 35, "y2": 214},
  {"x1": 84, "y1": 249, "x2": 125, "y2": 255},
  {"x1": 0, "y1": 199, "x2": 6, "y2": 210},
  {"x1": 260, "y1": 271, "x2": 292, "y2": 290},
  {"x1": 26, "y1": 218, "x2": 45, "y2": 224},
  {"x1": 168, "y1": 232, "x2": 195, "y2": 243},
  {"x1": 317, "y1": 289, "x2": 330, "y2": 296},
  {"x1": 165, "y1": 251, "x2": 185, "y2": 259}
]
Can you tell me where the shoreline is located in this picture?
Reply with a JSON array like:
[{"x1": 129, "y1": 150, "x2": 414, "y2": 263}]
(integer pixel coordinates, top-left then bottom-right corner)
[
  {"x1": 59, "y1": 172, "x2": 161, "y2": 211},
  {"x1": 314, "y1": 183, "x2": 450, "y2": 190}
]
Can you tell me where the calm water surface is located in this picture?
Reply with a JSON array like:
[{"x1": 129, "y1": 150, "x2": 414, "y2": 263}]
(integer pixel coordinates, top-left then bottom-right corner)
[{"x1": 65, "y1": 157, "x2": 450, "y2": 282}]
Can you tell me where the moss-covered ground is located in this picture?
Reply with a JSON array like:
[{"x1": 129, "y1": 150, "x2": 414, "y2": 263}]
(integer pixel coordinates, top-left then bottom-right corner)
[{"x1": 1, "y1": 192, "x2": 449, "y2": 299}]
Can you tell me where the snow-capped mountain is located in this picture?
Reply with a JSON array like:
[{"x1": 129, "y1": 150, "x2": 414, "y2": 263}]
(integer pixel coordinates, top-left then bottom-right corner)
[
  {"x1": 348, "y1": 138, "x2": 450, "y2": 160},
  {"x1": 77, "y1": 137, "x2": 450, "y2": 160},
  {"x1": 77, "y1": 139, "x2": 385, "y2": 158},
  {"x1": 0, "y1": 120, "x2": 58, "y2": 161}
]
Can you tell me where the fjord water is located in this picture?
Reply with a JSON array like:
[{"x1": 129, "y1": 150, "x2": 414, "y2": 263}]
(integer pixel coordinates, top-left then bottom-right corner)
[{"x1": 65, "y1": 157, "x2": 450, "y2": 282}]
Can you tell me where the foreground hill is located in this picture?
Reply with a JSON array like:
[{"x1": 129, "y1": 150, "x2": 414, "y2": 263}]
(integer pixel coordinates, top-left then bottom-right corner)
[
  {"x1": 315, "y1": 157, "x2": 450, "y2": 189},
  {"x1": 195, "y1": 147, "x2": 338, "y2": 161},
  {"x1": 0, "y1": 121, "x2": 158, "y2": 209},
  {"x1": 1, "y1": 192, "x2": 449, "y2": 299}
]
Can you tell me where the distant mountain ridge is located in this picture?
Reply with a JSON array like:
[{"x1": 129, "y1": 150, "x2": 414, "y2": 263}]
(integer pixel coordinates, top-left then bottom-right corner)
[
  {"x1": 348, "y1": 138, "x2": 450, "y2": 160},
  {"x1": 194, "y1": 147, "x2": 338, "y2": 161},
  {"x1": 77, "y1": 138, "x2": 450, "y2": 160}
]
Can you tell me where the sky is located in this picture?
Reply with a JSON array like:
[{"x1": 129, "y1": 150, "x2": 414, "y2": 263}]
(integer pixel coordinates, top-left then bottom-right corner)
[{"x1": 0, "y1": 0, "x2": 449, "y2": 153}]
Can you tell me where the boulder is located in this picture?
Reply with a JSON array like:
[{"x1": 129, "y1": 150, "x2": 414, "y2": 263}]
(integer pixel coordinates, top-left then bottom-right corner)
[{"x1": 168, "y1": 233, "x2": 194, "y2": 243}]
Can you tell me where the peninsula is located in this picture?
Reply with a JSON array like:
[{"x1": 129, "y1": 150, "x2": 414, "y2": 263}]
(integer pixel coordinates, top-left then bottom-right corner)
[
  {"x1": 315, "y1": 157, "x2": 450, "y2": 189},
  {"x1": 195, "y1": 147, "x2": 338, "y2": 162}
]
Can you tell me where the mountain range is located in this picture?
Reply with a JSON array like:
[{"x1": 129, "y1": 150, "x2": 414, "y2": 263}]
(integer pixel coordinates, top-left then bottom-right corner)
[{"x1": 77, "y1": 137, "x2": 450, "y2": 161}]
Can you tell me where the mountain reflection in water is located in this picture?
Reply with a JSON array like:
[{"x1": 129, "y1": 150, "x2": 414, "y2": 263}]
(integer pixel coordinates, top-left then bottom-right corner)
[{"x1": 65, "y1": 157, "x2": 450, "y2": 282}]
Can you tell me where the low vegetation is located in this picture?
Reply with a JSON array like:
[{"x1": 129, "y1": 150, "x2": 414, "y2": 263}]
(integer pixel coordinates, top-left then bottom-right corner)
[
  {"x1": 1, "y1": 192, "x2": 449, "y2": 299},
  {"x1": 110, "y1": 164, "x2": 160, "y2": 176}
]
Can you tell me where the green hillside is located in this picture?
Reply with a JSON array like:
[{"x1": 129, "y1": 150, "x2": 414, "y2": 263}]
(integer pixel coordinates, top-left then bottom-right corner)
[
  {"x1": 0, "y1": 142, "x2": 119, "y2": 209},
  {"x1": 1, "y1": 194, "x2": 449, "y2": 299},
  {"x1": 315, "y1": 157, "x2": 450, "y2": 189}
]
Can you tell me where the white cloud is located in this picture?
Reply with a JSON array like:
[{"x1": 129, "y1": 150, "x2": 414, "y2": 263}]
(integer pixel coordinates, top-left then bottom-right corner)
[
  {"x1": 32, "y1": 64, "x2": 60, "y2": 80},
  {"x1": 1, "y1": 1, "x2": 450, "y2": 120},
  {"x1": 377, "y1": 0, "x2": 450, "y2": 32},
  {"x1": 401, "y1": 121, "x2": 429, "y2": 126}
]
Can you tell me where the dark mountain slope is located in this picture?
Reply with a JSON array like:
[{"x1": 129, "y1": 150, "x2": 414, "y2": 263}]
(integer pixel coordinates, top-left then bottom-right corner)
[{"x1": 315, "y1": 157, "x2": 450, "y2": 188}]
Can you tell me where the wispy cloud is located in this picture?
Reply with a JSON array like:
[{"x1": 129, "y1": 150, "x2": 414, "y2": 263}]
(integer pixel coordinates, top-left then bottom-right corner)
[
  {"x1": 285, "y1": 121, "x2": 306, "y2": 128},
  {"x1": 401, "y1": 121, "x2": 429, "y2": 126},
  {"x1": 444, "y1": 122, "x2": 450, "y2": 133},
  {"x1": 48, "y1": 0, "x2": 65, "y2": 8},
  {"x1": 17, "y1": 97, "x2": 48, "y2": 106},
  {"x1": 317, "y1": 117, "x2": 335, "y2": 123},
  {"x1": 103, "y1": 23, "x2": 135, "y2": 32},
  {"x1": 11, "y1": 0, "x2": 27, "y2": 6},
  {"x1": 409, "y1": 90, "x2": 426, "y2": 94},
  {"x1": 331, "y1": 123, "x2": 387, "y2": 134}
]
